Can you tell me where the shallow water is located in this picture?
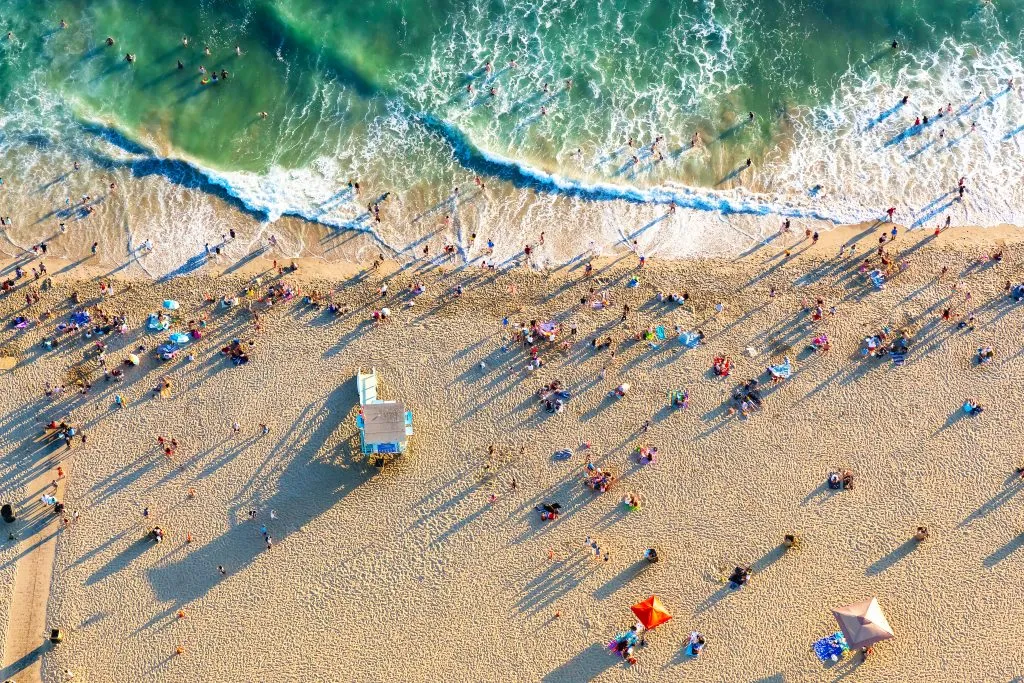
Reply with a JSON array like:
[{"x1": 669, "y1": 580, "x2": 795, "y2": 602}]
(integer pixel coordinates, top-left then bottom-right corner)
[{"x1": 0, "y1": 0, "x2": 1022, "y2": 275}]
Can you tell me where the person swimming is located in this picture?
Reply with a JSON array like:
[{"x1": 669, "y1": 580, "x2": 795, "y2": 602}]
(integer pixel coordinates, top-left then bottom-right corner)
[{"x1": 105, "y1": 37, "x2": 115, "y2": 46}]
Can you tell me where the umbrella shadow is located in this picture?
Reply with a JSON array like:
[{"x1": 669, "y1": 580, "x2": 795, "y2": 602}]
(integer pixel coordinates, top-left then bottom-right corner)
[{"x1": 541, "y1": 643, "x2": 617, "y2": 682}]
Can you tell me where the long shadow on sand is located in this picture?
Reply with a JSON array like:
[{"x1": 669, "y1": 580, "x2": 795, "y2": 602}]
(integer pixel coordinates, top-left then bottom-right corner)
[
  {"x1": 541, "y1": 643, "x2": 617, "y2": 682},
  {"x1": 144, "y1": 383, "x2": 369, "y2": 618},
  {"x1": 864, "y1": 538, "x2": 917, "y2": 577}
]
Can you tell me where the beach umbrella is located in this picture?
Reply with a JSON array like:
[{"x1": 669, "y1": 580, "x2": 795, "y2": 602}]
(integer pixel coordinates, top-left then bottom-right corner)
[
  {"x1": 832, "y1": 597, "x2": 894, "y2": 649},
  {"x1": 127, "y1": 353, "x2": 140, "y2": 366},
  {"x1": 630, "y1": 595, "x2": 672, "y2": 630},
  {"x1": 162, "y1": 299, "x2": 180, "y2": 310}
]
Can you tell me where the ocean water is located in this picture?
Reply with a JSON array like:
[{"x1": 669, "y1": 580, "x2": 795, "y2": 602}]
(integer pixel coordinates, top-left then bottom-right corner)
[{"x1": 0, "y1": 0, "x2": 1022, "y2": 275}]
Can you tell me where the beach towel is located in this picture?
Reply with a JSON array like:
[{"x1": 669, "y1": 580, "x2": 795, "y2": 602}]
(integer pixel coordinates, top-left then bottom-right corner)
[
  {"x1": 655, "y1": 326, "x2": 666, "y2": 340},
  {"x1": 869, "y1": 270, "x2": 886, "y2": 289},
  {"x1": 679, "y1": 331, "x2": 701, "y2": 349},
  {"x1": 768, "y1": 358, "x2": 793, "y2": 379},
  {"x1": 812, "y1": 632, "x2": 849, "y2": 662},
  {"x1": 147, "y1": 313, "x2": 169, "y2": 331},
  {"x1": 891, "y1": 351, "x2": 907, "y2": 366},
  {"x1": 552, "y1": 449, "x2": 573, "y2": 461}
]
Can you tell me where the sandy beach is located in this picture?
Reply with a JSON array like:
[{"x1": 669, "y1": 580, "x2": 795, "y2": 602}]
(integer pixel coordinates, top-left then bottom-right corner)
[{"x1": 0, "y1": 223, "x2": 1023, "y2": 681}]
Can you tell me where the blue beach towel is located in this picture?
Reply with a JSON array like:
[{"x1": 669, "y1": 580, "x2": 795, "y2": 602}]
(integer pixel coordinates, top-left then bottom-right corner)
[
  {"x1": 679, "y1": 331, "x2": 701, "y2": 349},
  {"x1": 813, "y1": 632, "x2": 849, "y2": 662},
  {"x1": 769, "y1": 358, "x2": 793, "y2": 379}
]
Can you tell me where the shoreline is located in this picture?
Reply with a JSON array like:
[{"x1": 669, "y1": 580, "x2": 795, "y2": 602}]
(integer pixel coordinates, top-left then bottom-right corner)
[{"x1": 2, "y1": 221, "x2": 1021, "y2": 287}]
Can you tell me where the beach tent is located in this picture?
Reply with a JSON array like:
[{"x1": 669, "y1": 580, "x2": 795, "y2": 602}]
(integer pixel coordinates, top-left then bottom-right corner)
[
  {"x1": 631, "y1": 595, "x2": 672, "y2": 630},
  {"x1": 832, "y1": 597, "x2": 894, "y2": 649}
]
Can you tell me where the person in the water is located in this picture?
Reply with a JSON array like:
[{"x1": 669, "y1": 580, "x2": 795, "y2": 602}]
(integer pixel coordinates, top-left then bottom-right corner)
[
  {"x1": 105, "y1": 37, "x2": 115, "y2": 46},
  {"x1": 125, "y1": 53, "x2": 135, "y2": 63},
  {"x1": 177, "y1": 60, "x2": 184, "y2": 70}
]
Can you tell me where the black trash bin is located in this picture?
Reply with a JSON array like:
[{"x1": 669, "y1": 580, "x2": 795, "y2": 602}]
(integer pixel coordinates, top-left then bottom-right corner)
[{"x1": 1, "y1": 503, "x2": 15, "y2": 524}]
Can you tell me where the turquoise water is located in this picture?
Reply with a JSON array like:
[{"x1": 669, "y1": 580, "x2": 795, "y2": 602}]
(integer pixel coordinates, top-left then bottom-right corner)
[{"x1": 1, "y1": 0, "x2": 1023, "y2": 272}]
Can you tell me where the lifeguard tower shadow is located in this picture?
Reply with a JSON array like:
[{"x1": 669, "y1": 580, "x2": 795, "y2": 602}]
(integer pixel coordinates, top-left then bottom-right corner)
[{"x1": 145, "y1": 381, "x2": 369, "y2": 617}]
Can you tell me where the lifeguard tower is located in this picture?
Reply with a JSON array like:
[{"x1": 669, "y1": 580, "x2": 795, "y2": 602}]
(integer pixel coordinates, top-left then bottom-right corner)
[{"x1": 355, "y1": 368, "x2": 413, "y2": 460}]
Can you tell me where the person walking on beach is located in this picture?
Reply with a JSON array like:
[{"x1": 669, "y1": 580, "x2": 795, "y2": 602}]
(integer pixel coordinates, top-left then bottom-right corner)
[{"x1": 886, "y1": 207, "x2": 896, "y2": 222}]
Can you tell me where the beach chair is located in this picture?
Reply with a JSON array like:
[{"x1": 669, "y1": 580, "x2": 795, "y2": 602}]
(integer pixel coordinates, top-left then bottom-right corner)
[{"x1": 357, "y1": 367, "x2": 379, "y2": 405}]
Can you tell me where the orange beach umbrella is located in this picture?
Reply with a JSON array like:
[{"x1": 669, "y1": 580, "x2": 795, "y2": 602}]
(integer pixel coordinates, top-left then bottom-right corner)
[{"x1": 630, "y1": 595, "x2": 672, "y2": 630}]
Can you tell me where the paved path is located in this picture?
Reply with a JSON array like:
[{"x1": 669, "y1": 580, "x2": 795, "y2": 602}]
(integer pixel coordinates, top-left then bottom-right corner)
[{"x1": 1, "y1": 444, "x2": 68, "y2": 683}]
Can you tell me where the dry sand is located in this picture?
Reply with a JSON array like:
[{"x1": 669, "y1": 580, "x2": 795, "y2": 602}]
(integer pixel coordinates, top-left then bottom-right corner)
[{"x1": 1, "y1": 223, "x2": 1024, "y2": 682}]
